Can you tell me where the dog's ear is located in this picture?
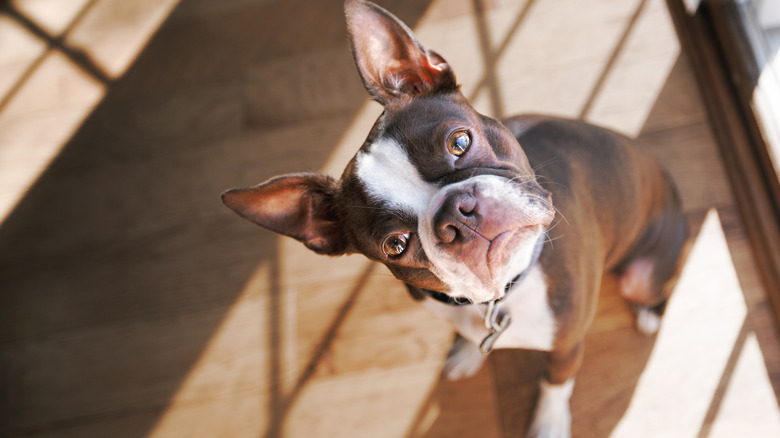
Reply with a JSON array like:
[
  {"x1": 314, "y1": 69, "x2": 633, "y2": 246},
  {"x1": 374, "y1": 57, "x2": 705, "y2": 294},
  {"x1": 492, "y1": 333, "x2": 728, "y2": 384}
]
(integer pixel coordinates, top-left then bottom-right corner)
[
  {"x1": 221, "y1": 174, "x2": 351, "y2": 256},
  {"x1": 345, "y1": 0, "x2": 457, "y2": 104}
]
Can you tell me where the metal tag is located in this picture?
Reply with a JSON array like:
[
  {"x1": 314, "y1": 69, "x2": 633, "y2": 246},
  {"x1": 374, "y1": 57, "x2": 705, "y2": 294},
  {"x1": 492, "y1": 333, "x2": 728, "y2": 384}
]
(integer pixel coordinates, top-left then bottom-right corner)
[{"x1": 479, "y1": 300, "x2": 511, "y2": 355}]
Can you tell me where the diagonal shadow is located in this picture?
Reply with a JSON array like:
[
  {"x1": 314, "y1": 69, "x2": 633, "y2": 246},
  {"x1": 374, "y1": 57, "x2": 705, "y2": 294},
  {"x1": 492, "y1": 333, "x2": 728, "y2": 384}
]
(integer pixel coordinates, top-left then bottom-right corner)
[
  {"x1": 695, "y1": 317, "x2": 750, "y2": 438},
  {"x1": 578, "y1": 0, "x2": 649, "y2": 119},
  {"x1": 264, "y1": 263, "x2": 375, "y2": 438},
  {"x1": 470, "y1": 0, "x2": 506, "y2": 119},
  {"x1": 5, "y1": 0, "x2": 776, "y2": 437},
  {"x1": 0, "y1": 0, "x2": 110, "y2": 113},
  {"x1": 467, "y1": 0, "x2": 537, "y2": 106},
  {"x1": 0, "y1": 0, "x2": 432, "y2": 437},
  {"x1": 637, "y1": 52, "x2": 780, "y2": 418}
]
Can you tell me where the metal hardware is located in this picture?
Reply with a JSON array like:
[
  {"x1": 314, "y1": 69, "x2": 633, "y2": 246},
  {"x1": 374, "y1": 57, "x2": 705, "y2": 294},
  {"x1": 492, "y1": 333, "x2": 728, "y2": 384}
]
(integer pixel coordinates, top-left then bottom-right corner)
[{"x1": 479, "y1": 300, "x2": 512, "y2": 355}]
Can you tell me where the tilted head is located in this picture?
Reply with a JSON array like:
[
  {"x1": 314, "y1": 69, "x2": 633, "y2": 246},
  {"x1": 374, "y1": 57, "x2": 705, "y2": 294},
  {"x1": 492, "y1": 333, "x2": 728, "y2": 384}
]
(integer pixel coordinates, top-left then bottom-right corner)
[{"x1": 222, "y1": 0, "x2": 554, "y2": 303}]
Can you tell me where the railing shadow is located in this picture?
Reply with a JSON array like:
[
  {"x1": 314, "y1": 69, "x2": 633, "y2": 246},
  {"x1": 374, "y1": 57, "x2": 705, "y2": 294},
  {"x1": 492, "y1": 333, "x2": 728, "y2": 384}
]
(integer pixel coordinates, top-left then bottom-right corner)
[
  {"x1": 3, "y1": 1, "x2": 778, "y2": 437},
  {"x1": 0, "y1": 0, "x2": 433, "y2": 437}
]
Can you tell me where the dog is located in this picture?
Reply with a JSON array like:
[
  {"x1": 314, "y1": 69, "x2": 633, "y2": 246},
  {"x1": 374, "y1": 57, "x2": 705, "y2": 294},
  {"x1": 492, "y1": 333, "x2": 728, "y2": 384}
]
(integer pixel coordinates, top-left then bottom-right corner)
[{"x1": 222, "y1": 1, "x2": 688, "y2": 436}]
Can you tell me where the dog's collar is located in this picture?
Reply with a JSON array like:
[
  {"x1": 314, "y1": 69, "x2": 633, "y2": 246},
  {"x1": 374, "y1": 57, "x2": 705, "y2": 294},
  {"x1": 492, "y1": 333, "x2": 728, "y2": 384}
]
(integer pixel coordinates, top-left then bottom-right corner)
[
  {"x1": 420, "y1": 289, "x2": 473, "y2": 306},
  {"x1": 420, "y1": 235, "x2": 546, "y2": 307}
]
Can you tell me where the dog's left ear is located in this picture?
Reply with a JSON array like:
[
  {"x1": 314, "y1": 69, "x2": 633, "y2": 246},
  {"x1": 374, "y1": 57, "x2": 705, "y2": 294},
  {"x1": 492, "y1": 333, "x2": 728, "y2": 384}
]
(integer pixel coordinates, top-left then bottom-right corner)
[
  {"x1": 221, "y1": 174, "x2": 351, "y2": 256},
  {"x1": 345, "y1": 0, "x2": 457, "y2": 104}
]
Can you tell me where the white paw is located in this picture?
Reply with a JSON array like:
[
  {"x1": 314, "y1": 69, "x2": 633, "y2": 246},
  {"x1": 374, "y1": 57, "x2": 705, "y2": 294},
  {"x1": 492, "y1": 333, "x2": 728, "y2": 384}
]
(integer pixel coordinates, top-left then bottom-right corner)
[
  {"x1": 442, "y1": 337, "x2": 486, "y2": 381},
  {"x1": 636, "y1": 307, "x2": 661, "y2": 335},
  {"x1": 529, "y1": 379, "x2": 574, "y2": 438}
]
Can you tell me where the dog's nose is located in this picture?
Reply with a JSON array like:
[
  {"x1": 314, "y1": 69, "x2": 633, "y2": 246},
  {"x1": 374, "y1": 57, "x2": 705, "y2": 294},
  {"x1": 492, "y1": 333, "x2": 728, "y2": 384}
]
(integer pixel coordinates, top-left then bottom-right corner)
[{"x1": 434, "y1": 192, "x2": 478, "y2": 244}]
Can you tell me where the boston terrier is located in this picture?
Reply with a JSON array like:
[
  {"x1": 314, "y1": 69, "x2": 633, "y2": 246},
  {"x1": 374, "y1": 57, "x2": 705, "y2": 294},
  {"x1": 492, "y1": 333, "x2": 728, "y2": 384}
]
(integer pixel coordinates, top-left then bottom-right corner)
[{"x1": 222, "y1": 1, "x2": 688, "y2": 436}]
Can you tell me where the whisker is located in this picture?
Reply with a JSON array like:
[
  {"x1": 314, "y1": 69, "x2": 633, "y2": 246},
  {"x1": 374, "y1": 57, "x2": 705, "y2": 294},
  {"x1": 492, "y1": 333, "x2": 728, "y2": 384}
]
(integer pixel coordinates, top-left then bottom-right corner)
[
  {"x1": 414, "y1": 243, "x2": 426, "y2": 259},
  {"x1": 532, "y1": 157, "x2": 559, "y2": 172},
  {"x1": 470, "y1": 301, "x2": 486, "y2": 319}
]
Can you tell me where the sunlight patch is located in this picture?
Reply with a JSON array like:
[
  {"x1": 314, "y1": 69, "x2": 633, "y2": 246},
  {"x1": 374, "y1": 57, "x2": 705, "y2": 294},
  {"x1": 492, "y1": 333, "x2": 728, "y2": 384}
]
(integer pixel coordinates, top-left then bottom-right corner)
[{"x1": 611, "y1": 209, "x2": 750, "y2": 437}]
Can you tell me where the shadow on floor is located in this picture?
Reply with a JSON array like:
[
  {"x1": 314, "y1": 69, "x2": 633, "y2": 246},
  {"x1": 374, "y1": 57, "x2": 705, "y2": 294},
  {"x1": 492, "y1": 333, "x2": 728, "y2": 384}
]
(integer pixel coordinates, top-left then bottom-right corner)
[{"x1": 0, "y1": 1, "x2": 432, "y2": 437}]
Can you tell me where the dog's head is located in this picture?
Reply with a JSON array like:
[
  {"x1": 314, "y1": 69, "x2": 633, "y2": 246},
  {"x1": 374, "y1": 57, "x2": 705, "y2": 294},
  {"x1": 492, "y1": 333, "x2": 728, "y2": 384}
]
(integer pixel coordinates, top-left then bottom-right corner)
[{"x1": 222, "y1": 0, "x2": 554, "y2": 303}]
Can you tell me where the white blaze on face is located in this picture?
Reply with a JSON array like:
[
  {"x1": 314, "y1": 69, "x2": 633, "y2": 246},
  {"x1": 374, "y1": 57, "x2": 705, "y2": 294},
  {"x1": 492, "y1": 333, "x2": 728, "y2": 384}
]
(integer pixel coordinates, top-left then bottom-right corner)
[
  {"x1": 355, "y1": 137, "x2": 437, "y2": 214},
  {"x1": 355, "y1": 136, "x2": 546, "y2": 303}
]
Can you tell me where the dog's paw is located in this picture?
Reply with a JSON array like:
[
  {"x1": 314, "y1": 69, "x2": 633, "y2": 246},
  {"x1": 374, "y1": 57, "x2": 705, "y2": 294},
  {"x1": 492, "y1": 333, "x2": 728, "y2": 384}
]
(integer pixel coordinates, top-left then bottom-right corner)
[
  {"x1": 636, "y1": 306, "x2": 662, "y2": 335},
  {"x1": 529, "y1": 379, "x2": 574, "y2": 438},
  {"x1": 442, "y1": 336, "x2": 486, "y2": 381}
]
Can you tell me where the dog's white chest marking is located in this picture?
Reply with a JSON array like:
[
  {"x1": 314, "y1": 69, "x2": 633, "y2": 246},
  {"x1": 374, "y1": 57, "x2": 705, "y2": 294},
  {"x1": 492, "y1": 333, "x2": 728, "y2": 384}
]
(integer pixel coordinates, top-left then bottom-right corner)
[
  {"x1": 422, "y1": 264, "x2": 556, "y2": 352},
  {"x1": 355, "y1": 137, "x2": 437, "y2": 214}
]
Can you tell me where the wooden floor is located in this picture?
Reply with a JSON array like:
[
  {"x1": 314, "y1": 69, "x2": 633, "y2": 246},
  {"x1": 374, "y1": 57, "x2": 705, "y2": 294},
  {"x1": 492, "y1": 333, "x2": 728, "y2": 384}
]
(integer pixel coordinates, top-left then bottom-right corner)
[{"x1": 2, "y1": 0, "x2": 780, "y2": 437}]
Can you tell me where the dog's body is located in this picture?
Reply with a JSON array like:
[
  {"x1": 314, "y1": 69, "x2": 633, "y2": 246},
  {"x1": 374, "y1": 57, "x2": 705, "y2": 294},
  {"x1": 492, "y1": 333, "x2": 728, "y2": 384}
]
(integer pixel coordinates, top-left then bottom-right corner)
[{"x1": 223, "y1": 1, "x2": 688, "y2": 436}]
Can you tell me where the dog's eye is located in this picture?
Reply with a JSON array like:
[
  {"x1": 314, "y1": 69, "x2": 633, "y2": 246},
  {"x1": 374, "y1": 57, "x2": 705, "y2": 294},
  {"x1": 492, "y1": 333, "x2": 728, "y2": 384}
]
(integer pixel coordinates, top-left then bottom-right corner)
[
  {"x1": 383, "y1": 233, "x2": 409, "y2": 257},
  {"x1": 447, "y1": 130, "x2": 471, "y2": 157}
]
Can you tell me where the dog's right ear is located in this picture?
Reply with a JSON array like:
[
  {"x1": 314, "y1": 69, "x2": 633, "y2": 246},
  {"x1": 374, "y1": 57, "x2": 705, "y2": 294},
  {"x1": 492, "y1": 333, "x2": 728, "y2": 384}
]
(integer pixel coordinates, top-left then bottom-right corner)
[
  {"x1": 221, "y1": 174, "x2": 351, "y2": 256},
  {"x1": 345, "y1": 0, "x2": 457, "y2": 104}
]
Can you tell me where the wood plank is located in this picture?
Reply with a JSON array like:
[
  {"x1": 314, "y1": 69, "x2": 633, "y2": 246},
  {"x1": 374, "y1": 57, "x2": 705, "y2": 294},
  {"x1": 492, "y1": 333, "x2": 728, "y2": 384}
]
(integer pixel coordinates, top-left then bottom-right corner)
[
  {"x1": 2, "y1": 0, "x2": 780, "y2": 437},
  {"x1": 665, "y1": 0, "x2": 780, "y2": 338}
]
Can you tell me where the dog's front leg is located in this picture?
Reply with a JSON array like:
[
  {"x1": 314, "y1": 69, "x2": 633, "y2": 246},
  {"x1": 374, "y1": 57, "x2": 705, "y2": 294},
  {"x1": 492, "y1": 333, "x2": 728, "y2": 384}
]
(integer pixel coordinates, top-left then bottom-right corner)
[
  {"x1": 529, "y1": 342, "x2": 583, "y2": 438},
  {"x1": 418, "y1": 297, "x2": 490, "y2": 381},
  {"x1": 442, "y1": 334, "x2": 486, "y2": 381}
]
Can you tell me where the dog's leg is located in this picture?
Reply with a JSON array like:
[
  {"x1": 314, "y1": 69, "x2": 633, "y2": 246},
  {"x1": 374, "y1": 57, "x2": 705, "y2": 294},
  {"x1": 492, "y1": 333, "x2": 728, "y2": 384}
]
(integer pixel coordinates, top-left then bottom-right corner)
[
  {"x1": 618, "y1": 186, "x2": 688, "y2": 335},
  {"x1": 529, "y1": 378, "x2": 574, "y2": 438},
  {"x1": 618, "y1": 241, "x2": 687, "y2": 335},
  {"x1": 442, "y1": 334, "x2": 486, "y2": 381},
  {"x1": 620, "y1": 258, "x2": 666, "y2": 335},
  {"x1": 529, "y1": 342, "x2": 583, "y2": 438}
]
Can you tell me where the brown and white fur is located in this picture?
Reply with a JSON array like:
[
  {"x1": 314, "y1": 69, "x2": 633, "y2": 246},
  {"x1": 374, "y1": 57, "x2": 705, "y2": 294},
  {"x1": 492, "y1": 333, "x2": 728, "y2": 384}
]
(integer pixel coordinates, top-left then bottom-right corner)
[{"x1": 222, "y1": 1, "x2": 688, "y2": 436}]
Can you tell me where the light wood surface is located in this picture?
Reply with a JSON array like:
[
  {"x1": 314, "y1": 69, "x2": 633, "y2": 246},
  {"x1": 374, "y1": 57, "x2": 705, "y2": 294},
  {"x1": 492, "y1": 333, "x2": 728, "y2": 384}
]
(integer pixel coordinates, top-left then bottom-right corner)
[{"x1": 1, "y1": 0, "x2": 779, "y2": 437}]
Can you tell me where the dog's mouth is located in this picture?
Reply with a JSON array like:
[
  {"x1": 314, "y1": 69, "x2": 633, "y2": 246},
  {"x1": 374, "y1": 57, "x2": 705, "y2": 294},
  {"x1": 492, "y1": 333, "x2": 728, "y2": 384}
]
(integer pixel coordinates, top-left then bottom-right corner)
[
  {"x1": 487, "y1": 226, "x2": 535, "y2": 278},
  {"x1": 484, "y1": 225, "x2": 546, "y2": 300},
  {"x1": 420, "y1": 175, "x2": 553, "y2": 303}
]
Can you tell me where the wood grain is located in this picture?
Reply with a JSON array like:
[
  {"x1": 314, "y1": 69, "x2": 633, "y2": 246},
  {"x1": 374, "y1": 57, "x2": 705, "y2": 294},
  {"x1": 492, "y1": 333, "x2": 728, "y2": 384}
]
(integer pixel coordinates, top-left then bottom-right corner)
[{"x1": 1, "y1": 0, "x2": 779, "y2": 437}]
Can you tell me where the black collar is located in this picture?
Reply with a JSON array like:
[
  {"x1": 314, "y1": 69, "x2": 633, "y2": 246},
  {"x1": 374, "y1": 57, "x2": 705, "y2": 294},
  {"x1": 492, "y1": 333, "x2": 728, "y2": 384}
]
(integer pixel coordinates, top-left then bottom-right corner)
[
  {"x1": 421, "y1": 289, "x2": 473, "y2": 306},
  {"x1": 421, "y1": 236, "x2": 545, "y2": 306}
]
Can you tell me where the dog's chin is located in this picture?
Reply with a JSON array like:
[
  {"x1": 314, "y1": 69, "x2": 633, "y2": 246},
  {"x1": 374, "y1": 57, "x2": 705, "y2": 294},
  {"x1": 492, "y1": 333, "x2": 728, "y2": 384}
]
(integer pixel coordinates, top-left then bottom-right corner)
[
  {"x1": 447, "y1": 227, "x2": 546, "y2": 303},
  {"x1": 487, "y1": 225, "x2": 541, "y2": 278}
]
